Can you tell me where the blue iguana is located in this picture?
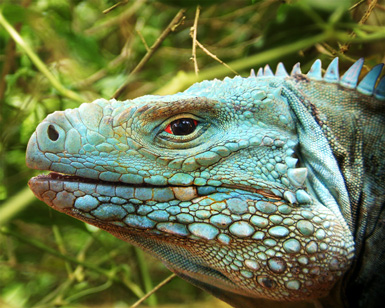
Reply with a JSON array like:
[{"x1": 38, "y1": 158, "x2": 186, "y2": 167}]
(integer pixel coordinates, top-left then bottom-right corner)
[{"x1": 26, "y1": 58, "x2": 385, "y2": 307}]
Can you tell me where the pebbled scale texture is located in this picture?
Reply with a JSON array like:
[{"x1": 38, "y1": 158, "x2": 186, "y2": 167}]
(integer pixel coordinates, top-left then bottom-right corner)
[{"x1": 26, "y1": 58, "x2": 385, "y2": 308}]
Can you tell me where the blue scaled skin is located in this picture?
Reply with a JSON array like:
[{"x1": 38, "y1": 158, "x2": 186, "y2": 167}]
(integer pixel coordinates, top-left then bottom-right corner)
[{"x1": 26, "y1": 58, "x2": 385, "y2": 308}]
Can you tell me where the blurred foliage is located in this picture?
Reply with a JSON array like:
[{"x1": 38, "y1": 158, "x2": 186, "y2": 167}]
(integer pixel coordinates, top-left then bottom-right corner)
[{"x1": 0, "y1": 0, "x2": 384, "y2": 307}]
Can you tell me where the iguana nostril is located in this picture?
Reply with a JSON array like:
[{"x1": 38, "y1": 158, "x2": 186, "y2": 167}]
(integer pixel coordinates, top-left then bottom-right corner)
[{"x1": 48, "y1": 125, "x2": 59, "y2": 141}]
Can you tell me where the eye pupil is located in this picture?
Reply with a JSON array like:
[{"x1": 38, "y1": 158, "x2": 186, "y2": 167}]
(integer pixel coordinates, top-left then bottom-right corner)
[{"x1": 166, "y1": 118, "x2": 198, "y2": 135}]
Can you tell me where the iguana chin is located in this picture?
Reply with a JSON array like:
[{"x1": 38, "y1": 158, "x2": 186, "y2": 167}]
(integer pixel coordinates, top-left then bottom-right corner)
[{"x1": 26, "y1": 58, "x2": 385, "y2": 308}]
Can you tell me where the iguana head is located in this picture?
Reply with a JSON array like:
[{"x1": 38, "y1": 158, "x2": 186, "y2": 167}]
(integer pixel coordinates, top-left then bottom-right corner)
[{"x1": 26, "y1": 58, "x2": 384, "y2": 305}]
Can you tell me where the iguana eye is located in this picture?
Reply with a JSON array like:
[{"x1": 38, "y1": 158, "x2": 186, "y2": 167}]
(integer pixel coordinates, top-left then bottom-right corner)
[{"x1": 165, "y1": 118, "x2": 198, "y2": 135}]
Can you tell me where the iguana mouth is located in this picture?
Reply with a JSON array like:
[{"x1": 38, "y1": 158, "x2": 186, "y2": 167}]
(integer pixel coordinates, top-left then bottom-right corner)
[
  {"x1": 28, "y1": 171, "x2": 200, "y2": 206},
  {"x1": 29, "y1": 171, "x2": 282, "y2": 201},
  {"x1": 31, "y1": 171, "x2": 179, "y2": 187},
  {"x1": 34, "y1": 172, "x2": 101, "y2": 184}
]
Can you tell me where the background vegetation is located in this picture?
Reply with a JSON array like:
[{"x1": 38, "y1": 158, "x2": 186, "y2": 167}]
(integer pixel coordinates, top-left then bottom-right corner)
[{"x1": 0, "y1": 0, "x2": 384, "y2": 307}]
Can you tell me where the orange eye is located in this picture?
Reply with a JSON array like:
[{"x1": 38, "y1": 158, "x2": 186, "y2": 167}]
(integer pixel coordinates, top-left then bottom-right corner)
[{"x1": 165, "y1": 118, "x2": 198, "y2": 135}]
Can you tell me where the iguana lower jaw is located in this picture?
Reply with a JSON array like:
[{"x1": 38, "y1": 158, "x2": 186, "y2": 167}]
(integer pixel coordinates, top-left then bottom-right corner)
[{"x1": 27, "y1": 161, "x2": 354, "y2": 302}]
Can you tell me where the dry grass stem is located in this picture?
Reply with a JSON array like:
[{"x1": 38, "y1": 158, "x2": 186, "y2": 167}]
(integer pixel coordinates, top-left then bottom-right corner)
[
  {"x1": 341, "y1": 0, "x2": 378, "y2": 52},
  {"x1": 191, "y1": 6, "x2": 201, "y2": 75},
  {"x1": 129, "y1": 274, "x2": 177, "y2": 308},
  {"x1": 113, "y1": 9, "x2": 186, "y2": 99}
]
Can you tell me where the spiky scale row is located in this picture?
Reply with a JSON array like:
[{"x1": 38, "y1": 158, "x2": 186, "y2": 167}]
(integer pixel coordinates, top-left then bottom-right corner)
[
  {"x1": 254, "y1": 57, "x2": 385, "y2": 100},
  {"x1": 290, "y1": 63, "x2": 302, "y2": 75},
  {"x1": 275, "y1": 63, "x2": 289, "y2": 77},
  {"x1": 375, "y1": 77, "x2": 385, "y2": 99},
  {"x1": 307, "y1": 59, "x2": 322, "y2": 80},
  {"x1": 357, "y1": 63, "x2": 384, "y2": 96},
  {"x1": 323, "y1": 58, "x2": 339, "y2": 83},
  {"x1": 340, "y1": 58, "x2": 364, "y2": 88}
]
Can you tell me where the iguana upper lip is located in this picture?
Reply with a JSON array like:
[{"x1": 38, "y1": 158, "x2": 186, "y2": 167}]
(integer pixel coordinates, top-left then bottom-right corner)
[
  {"x1": 41, "y1": 172, "x2": 100, "y2": 183},
  {"x1": 32, "y1": 172, "x2": 164, "y2": 187}
]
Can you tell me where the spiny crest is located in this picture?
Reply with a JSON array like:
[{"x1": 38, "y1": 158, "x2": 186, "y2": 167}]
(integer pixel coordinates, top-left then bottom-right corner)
[{"x1": 250, "y1": 58, "x2": 385, "y2": 101}]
